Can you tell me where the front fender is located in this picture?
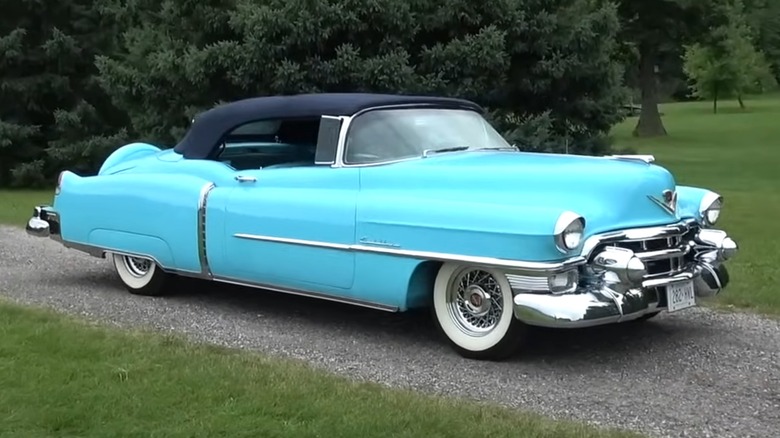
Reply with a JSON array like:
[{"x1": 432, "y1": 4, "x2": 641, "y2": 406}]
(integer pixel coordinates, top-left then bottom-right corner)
[
  {"x1": 676, "y1": 185, "x2": 720, "y2": 225},
  {"x1": 357, "y1": 195, "x2": 575, "y2": 262}
]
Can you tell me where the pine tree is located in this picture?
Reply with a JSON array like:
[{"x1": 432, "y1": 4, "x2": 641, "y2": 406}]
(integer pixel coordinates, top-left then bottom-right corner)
[{"x1": 0, "y1": 0, "x2": 127, "y2": 186}]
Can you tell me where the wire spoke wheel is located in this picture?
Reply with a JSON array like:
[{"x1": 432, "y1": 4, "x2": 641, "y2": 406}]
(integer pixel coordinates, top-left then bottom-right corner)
[
  {"x1": 447, "y1": 268, "x2": 505, "y2": 336},
  {"x1": 432, "y1": 263, "x2": 527, "y2": 360}
]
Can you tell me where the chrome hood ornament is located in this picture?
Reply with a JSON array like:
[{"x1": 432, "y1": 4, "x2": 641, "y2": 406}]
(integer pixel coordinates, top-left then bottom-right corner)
[{"x1": 648, "y1": 189, "x2": 678, "y2": 215}]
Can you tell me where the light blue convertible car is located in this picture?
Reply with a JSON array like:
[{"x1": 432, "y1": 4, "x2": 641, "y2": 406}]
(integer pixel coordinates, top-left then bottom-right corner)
[{"x1": 26, "y1": 93, "x2": 738, "y2": 360}]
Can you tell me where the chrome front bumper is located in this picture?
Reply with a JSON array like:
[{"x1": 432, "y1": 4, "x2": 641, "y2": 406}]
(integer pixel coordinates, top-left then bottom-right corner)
[
  {"x1": 26, "y1": 205, "x2": 62, "y2": 241},
  {"x1": 512, "y1": 223, "x2": 738, "y2": 329}
]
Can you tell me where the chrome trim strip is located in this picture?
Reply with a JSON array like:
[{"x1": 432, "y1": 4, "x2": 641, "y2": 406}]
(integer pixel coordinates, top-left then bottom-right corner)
[
  {"x1": 210, "y1": 276, "x2": 399, "y2": 312},
  {"x1": 314, "y1": 115, "x2": 346, "y2": 165},
  {"x1": 50, "y1": 238, "x2": 399, "y2": 312},
  {"x1": 63, "y1": 240, "x2": 203, "y2": 276},
  {"x1": 698, "y1": 191, "x2": 722, "y2": 226},
  {"x1": 580, "y1": 219, "x2": 697, "y2": 258},
  {"x1": 506, "y1": 274, "x2": 550, "y2": 292},
  {"x1": 553, "y1": 211, "x2": 585, "y2": 254},
  {"x1": 605, "y1": 154, "x2": 655, "y2": 163},
  {"x1": 642, "y1": 271, "x2": 696, "y2": 288},
  {"x1": 233, "y1": 232, "x2": 585, "y2": 273},
  {"x1": 647, "y1": 194, "x2": 675, "y2": 216},
  {"x1": 235, "y1": 233, "x2": 351, "y2": 250},
  {"x1": 197, "y1": 182, "x2": 216, "y2": 279},
  {"x1": 635, "y1": 245, "x2": 690, "y2": 262}
]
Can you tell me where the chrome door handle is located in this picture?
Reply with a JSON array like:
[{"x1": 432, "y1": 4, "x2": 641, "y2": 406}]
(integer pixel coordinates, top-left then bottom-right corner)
[{"x1": 234, "y1": 175, "x2": 257, "y2": 183}]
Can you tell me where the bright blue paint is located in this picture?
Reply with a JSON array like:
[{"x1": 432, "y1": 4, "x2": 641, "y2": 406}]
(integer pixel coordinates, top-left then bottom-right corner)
[
  {"x1": 98, "y1": 142, "x2": 162, "y2": 175},
  {"x1": 357, "y1": 151, "x2": 690, "y2": 261},
  {"x1": 54, "y1": 140, "x2": 716, "y2": 311},
  {"x1": 209, "y1": 167, "x2": 358, "y2": 289},
  {"x1": 675, "y1": 185, "x2": 711, "y2": 221},
  {"x1": 352, "y1": 253, "x2": 439, "y2": 309},
  {"x1": 55, "y1": 168, "x2": 208, "y2": 273}
]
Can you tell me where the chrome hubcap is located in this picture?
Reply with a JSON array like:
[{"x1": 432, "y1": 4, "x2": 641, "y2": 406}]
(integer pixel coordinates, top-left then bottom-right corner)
[
  {"x1": 123, "y1": 256, "x2": 152, "y2": 277},
  {"x1": 446, "y1": 268, "x2": 504, "y2": 336}
]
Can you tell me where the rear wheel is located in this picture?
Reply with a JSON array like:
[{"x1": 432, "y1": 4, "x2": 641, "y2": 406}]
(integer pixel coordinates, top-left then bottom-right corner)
[
  {"x1": 431, "y1": 263, "x2": 527, "y2": 360},
  {"x1": 111, "y1": 253, "x2": 171, "y2": 296}
]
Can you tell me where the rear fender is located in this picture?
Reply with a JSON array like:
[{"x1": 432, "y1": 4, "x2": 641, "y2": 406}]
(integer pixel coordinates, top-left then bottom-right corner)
[
  {"x1": 99, "y1": 142, "x2": 162, "y2": 175},
  {"x1": 54, "y1": 171, "x2": 212, "y2": 274}
]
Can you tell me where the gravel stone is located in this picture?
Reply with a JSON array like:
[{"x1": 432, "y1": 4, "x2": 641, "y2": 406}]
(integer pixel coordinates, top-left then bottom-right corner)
[{"x1": 1, "y1": 225, "x2": 779, "y2": 438}]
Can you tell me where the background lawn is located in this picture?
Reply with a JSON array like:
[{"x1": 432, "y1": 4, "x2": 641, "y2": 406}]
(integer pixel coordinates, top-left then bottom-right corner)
[
  {"x1": 611, "y1": 94, "x2": 780, "y2": 314},
  {"x1": 0, "y1": 300, "x2": 638, "y2": 438},
  {"x1": 0, "y1": 190, "x2": 54, "y2": 227}
]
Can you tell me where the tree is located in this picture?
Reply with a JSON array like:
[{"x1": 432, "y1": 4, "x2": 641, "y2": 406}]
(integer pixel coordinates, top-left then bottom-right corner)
[
  {"x1": 96, "y1": 0, "x2": 628, "y2": 157},
  {"x1": 682, "y1": 1, "x2": 777, "y2": 112},
  {"x1": 0, "y1": 0, "x2": 127, "y2": 187},
  {"x1": 745, "y1": 0, "x2": 780, "y2": 81},
  {"x1": 617, "y1": 0, "x2": 729, "y2": 137}
]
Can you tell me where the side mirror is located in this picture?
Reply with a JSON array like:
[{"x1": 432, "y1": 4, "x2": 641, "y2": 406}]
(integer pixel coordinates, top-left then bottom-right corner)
[{"x1": 315, "y1": 116, "x2": 343, "y2": 165}]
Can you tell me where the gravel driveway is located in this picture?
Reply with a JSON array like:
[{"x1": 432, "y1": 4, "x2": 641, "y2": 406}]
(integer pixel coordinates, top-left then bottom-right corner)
[{"x1": 1, "y1": 225, "x2": 779, "y2": 438}]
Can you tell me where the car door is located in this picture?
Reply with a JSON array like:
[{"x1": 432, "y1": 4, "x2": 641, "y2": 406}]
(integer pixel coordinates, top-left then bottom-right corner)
[{"x1": 214, "y1": 165, "x2": 359, "y2": 292}]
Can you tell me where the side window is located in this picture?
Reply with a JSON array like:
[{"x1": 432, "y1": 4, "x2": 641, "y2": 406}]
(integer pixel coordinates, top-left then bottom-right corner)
[
  {"x1": 223, "y1": 120, "x2": 282, "y2": 147},
  {"x1": 216, "y1": 118, "x2": 321, "y2": 170}
]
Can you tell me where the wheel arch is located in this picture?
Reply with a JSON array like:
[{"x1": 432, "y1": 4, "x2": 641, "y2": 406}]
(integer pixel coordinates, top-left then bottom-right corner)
[{"x1": 405, "y1": 260, "x2": 443, "y2": 309}]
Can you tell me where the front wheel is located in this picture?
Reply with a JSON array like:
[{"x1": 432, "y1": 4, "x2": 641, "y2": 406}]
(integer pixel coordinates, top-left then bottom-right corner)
[
  {"x1": 111, "y1": 253, "x2": 171, "y2": 296},
  {"x1": 432, "y1": 263, "x2": 527, "y2": 360}
]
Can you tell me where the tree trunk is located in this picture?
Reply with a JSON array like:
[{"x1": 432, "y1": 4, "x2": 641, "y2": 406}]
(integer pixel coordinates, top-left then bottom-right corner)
[
  {"x1": 738, "y1": 94, "x2": 745, "y2": 109},
  {"x1": 633, "y1": 45, "x2": 667, "y2": 137},
  {"x1": 713, "y1": 85, "x2": 718, "y2": 114}
]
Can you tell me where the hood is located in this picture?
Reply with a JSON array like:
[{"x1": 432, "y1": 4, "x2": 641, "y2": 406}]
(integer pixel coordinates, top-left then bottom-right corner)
[{"x1": 358, "y1": 150, "x2": 685, "y2": 236}]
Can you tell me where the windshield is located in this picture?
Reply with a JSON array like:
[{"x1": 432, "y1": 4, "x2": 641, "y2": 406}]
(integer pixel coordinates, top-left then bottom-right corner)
[{"x1": 343, "y1": 108, "x2": 512, "y2": 165}]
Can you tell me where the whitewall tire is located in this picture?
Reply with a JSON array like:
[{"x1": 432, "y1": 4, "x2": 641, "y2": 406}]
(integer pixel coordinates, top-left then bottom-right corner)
[
  {"x1": 111, "y1": 253, "x2": 171, "y2": 296},
  {"x1": 432, "y1": 263, "x2": 527, "y2": 360}
]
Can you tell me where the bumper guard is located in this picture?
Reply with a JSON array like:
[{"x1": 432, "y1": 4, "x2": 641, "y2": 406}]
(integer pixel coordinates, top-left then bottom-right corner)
[{"x1": 512, "y1": 224, "x2": 738, "y2": 328}]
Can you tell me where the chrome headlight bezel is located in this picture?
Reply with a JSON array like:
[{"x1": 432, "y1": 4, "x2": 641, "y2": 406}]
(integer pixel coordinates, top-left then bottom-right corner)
[
  {"x1": 699, "y1": 192, "x2": 723, "y2": 227},
  {"x1": 554, "y1": 211, "x2": 585, "y2": 253}
]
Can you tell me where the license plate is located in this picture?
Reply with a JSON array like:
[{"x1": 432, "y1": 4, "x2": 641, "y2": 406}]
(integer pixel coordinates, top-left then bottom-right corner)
[{"x1": 667, "y1": 280, "x2": 696, "y2": 312}]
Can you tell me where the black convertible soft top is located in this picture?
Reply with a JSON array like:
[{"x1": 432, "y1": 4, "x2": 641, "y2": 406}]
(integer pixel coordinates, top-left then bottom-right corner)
[{"x1": 173, "y1": 93, "x2": 483, "y2": 159}]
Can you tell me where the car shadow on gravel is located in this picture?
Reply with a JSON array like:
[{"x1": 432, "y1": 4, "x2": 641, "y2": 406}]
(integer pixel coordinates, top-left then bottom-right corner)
[
  {"x1": 53, "y1": 269, "x2": 714, "y2": 363},
  {"x1": 167, "y1": 276, "x2": 712, "y2": 362}
]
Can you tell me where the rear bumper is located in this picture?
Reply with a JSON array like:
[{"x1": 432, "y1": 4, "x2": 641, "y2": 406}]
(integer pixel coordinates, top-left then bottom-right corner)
[
  {"x1": 512, "y1": 223, "x2": 738, "y2": 329},
  {"x1": 26, "y1": 205, "x2": 62, "y2": 241}
]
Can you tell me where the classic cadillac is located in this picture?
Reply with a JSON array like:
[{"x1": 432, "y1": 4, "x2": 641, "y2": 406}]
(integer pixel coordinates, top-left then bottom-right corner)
[{"x1": 26, "y1": 93, "x2": 738, "y2": 360}]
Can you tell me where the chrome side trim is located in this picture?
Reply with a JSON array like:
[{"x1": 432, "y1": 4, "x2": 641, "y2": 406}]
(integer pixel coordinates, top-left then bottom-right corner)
[
  {"x1": 197, "y1": 182, "x2": 216, "y2": 279},
  {"x1": 210, "y1": 276, "x2": 399, "y2": 312},
  {"x1": 605, "y1": 154, "x2": 655, "y2": 163},
  {"x1": 235, "y1": 233, "x2": 351, "y2": 250},
  {"x1": 49, "y1": 238, "x2": 399, "y2": 312},
  {"x1": 233, "y1": 232, "x2": 585, "y2": 274}
]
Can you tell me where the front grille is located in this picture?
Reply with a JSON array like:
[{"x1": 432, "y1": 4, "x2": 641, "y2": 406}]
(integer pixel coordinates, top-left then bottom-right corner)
[{"x1": 592, "y1": 223, "x2": 698, "y2": 280}]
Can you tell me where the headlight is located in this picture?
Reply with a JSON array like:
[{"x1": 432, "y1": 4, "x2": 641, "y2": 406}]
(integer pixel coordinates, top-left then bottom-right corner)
[
  {"x1": 699, "y1": 192, "x2": 723, "y2": 227},
  {"x1": 554, "y1": 211, "x2": 585, "y2": 252}
]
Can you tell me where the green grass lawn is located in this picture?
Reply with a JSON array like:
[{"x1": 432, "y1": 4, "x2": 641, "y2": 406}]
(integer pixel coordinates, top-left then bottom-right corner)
[
  {"x1": 611, "y1": 93, "x2": 780, "y2": 314},
  {"x1": 0, "y1": 189, "x2": 54, "y2": 227},
  {"x1": 0, "y1": 301, "x2": 637, "y2": 438}
]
